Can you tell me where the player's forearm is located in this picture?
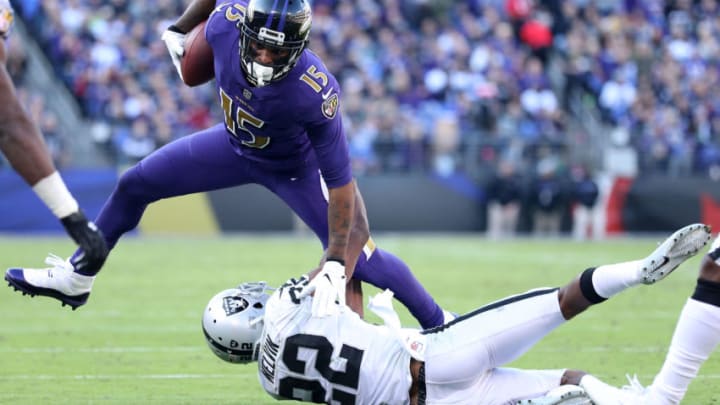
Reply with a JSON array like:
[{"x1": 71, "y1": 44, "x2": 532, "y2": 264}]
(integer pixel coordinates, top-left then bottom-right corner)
[
  {"x1": 0, "y1": 104, "x2": 78, "y2": 218},
  {"x1": 343, "y1": 181, "x2": 369, "y2": 277},
  {"x1": 326, "y1": 181, "x2": 355, "y2": 269},
  {"x1": 345, "y1": 278, "x2": 364, "y2": 317},
  {"x1": 172, "y1": 0, "x2": 215, "y2": 33},
  {"x1": 0, "y1": 74, "x2": 55, "y2": 184}
]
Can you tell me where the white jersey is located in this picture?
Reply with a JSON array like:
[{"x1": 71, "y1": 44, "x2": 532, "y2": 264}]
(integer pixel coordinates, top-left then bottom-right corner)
[
  {"x1": 257, "y1": 276, "x2": 413, "y2": 405},
  {"x1": 0, "y1": 0, "x2": 13, "y2": 39}
]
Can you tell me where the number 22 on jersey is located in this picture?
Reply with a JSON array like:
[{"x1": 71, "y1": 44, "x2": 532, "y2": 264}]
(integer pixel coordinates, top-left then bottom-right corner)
[{"x1": 279, "y1": 333, "x2": 364, "y2": 404}]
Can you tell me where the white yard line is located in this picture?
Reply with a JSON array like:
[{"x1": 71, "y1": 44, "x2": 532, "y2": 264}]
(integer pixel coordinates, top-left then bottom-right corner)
[{"x1": 532, "y1": 346, "x2": 671, "y2": 353}]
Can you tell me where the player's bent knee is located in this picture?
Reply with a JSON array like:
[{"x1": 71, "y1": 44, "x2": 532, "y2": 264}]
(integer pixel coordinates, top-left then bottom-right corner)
[
  {"x1": 115, "y1": 165, "x2": 159, "y2": 202},
  {"x1": 560, "y1": 369, "x2": 587, "y2": 386},
  {"x1": 557, "y1": 274, "x2": 596, "y2": 320}
]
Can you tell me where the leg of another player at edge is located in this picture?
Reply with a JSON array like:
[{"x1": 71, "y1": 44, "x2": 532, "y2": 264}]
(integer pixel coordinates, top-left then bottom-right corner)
[
  {"x1": 558, "y1": 223, "x2": 712, "y2": 321},
  {"x1": 638, "y1": 238, "x2": 720, "y2": 404},
  {"x1": 525, "y1": 225, "x2": 714, "y2": 402},
  {"x1": 408, "y1": 225, "x2": 710, "y2": 404},
  {"x1": 563, "y1": 224, "x2": 715, "y2": 404},
  {"x1": 344, "y1": 185, "x2": 449, "y2": 329},
  {"x1": 67, "y1": 126, "x2": 248, "y2": 275},
  {"x1": 520, "y1": 275, "x2": 632, "y2": 400},
  {"x1": 537, "y1": 255, "x2": 664, "y2": 388},
  {"x1": 353, "y1": 247, "x2": 448, "y2": 329}
]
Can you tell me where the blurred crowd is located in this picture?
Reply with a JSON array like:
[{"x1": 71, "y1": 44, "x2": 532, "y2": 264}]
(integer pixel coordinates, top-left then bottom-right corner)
[
  {"x1": 11, "y1": 0, "x2": 212, "y2": 168},
  {"x1": 559, "y1": 0, "x2": 720, "y2": 178},
  {"x1": 7, "y1": 0, "x2": 720, "y2": 189}
]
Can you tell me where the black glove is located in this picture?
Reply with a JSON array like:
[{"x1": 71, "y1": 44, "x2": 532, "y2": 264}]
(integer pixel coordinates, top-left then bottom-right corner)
[{"x1": 60, "y1": 210, "x2": 109, "y2": 274}]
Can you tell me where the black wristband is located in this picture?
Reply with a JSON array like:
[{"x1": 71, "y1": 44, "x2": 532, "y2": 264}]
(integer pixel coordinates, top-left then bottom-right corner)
[
  {"x1": 167, "y1": 24, "x2": 186, "y2": 34},
  {"x1": 326, "y1": 258, "x2": 345, "y2": 266},
  {"x1": 709, "y1": 247, "x2": 720, "y2": 262}
]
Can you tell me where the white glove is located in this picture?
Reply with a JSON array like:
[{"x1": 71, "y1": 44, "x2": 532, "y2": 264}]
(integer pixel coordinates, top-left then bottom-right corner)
[
  {"x1": 297, "y1": 261, "x2": 346, "y2": 317},
  {"x1": 161, "y1": 26, "x2": 185, "y2": 80},
  {"x1": 0, "y1": 0, "x2": 14, "y2": 39}
]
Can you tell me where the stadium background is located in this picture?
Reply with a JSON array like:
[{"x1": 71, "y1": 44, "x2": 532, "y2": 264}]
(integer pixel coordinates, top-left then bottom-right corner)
[{"x1": 5, "y1": 0, "x2": 720, "y2": 237}]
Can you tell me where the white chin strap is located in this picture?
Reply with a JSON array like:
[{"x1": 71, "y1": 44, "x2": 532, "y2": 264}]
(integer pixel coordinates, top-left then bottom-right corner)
[{"x1": 250, "y1": 62, "x2": 274, "y2": 87}]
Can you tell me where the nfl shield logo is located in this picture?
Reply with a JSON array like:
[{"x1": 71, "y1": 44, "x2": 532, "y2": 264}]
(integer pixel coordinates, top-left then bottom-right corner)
[{"x1": 243, "y1": 89, "x2": 252, "y2": 100}]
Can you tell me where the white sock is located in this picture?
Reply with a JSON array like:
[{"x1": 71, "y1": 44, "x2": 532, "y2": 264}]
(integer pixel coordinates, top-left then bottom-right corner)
[
  {"x1": 32, "y1": 172, "x2": 79, "y2": 219},
  {"x1": 646, "y1": 298, "x2": 720, "y2": 404},
  {"x1": 591, "y1": 260, "x2": 643, "y2": 298}
]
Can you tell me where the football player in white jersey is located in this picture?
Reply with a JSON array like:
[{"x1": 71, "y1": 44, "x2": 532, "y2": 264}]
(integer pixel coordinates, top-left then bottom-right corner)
[
  {"x1": 202, "y1": 223, "x2": 716, "y2": 404},
  {"x1": 0, "y1": 0, "x2": 107, "y2": 305}
]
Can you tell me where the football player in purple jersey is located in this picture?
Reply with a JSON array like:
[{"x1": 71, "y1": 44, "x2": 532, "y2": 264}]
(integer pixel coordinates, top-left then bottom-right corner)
[
  {"x1": 5, "y1": 0, "x2": 452, "y2": 327},
  {"x1": 0, "y1": 0, "x2": 107, "y2": 299}
]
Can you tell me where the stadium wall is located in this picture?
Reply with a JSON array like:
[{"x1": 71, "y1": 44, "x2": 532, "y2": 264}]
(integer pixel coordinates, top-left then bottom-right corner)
[
  {"x1": 615, "y1": 176, "x2": 720, "y2": 232},
  {"x1": 2, "y1": 170, "x2": 719, "y2": 234},
  {"x1": 0, "y1": 169, "x2": 117, "y2": 233}
]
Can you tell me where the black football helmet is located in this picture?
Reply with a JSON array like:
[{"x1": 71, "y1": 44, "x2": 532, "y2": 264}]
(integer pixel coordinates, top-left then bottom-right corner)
[{"x1": 239, "y1": 0, "x2": 312, "y2": 87}]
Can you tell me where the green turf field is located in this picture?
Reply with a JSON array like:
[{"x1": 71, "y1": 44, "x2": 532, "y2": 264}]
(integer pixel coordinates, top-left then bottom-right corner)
[{"x1": 0, "y1": 234, "x2": 718, "y2": 404}]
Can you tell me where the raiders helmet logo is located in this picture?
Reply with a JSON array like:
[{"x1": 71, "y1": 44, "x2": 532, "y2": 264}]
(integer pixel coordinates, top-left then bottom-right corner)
[
  {"x1": 321, "y1": 93, "x2": 339, "y2": 119},
  {"x1": 222, "y1": 296, "x2": 249, "y2": 316}
]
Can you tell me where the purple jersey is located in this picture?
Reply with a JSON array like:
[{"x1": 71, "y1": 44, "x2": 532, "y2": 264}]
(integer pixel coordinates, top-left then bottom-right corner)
[
  {"x1": 205, "y1": 1, "x2": 351, "y2": 188},
  {"x1": 54, "y1": 0, "x2": 444, "y2": 336}
]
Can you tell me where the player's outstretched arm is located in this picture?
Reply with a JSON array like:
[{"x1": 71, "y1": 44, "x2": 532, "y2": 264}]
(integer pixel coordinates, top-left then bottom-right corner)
[
  {"x1": 0, "y1": 41, "x2": 56, "y2": 185},
  {"x1": 297, "y1": 182, "x2": 357, "y2": 317},
  {"x1": 314, "y1": 181, "x2": 355, "y2": 315},
  {"x1": 345, "y1": 181, "x2": 370, "y2": 274},
  {"x1": 170, "y1": 0, "x2": 216, "y2": 34},
  {"x1": 303, "y1": 179, "x2": 372, "y2": 317},
  {"x1": 326, "y1": 181, "x2": 355, "y2": 270},
  {"x1": 343, "y1": 183, "x2": 370, "y2": 316},
  {"x1": 0, "y1": 2, "x2": 55, "y2": 184},
  {"x1": 0, "y1": 20, "x2": 109, "y2": 275}
]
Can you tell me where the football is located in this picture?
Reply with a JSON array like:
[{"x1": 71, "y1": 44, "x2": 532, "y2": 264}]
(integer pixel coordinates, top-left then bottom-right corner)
[{"x1": 180, "y1": 20, "x2": 215, "y2": 87}]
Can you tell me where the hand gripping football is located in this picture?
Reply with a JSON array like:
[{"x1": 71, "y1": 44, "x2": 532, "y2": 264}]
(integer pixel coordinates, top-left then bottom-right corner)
[{"x1": 181, "y1": 20, "x2": 215, "y2": 87}]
